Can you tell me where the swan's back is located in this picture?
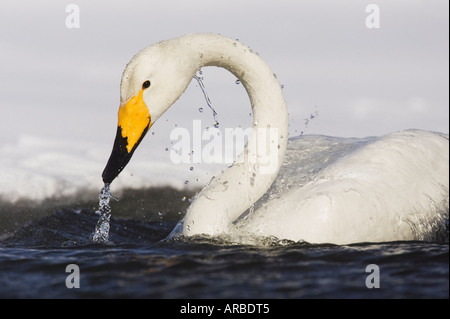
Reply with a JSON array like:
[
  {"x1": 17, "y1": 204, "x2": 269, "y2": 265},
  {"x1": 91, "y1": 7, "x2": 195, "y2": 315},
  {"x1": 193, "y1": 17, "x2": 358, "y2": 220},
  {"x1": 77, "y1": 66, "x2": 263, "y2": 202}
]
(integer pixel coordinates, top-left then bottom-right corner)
[{"x1": 238, "y1": 130, "x2": 449, "y2": 244}]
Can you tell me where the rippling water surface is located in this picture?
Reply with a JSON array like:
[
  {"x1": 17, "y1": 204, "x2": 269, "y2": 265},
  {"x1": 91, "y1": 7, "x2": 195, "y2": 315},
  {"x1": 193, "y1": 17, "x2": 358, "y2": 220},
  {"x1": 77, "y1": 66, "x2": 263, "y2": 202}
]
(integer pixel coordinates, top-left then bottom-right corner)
[{"x1": 0, "y1": 206, "x2": 448, "y2": 299}]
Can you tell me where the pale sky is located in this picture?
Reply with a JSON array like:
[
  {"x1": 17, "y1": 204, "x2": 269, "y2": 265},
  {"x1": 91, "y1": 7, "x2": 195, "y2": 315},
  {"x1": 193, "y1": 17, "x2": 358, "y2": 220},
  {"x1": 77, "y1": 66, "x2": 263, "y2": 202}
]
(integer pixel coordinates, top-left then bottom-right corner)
[{"x1": 1, "y1": 0, "x2": 448, "y2": 152}]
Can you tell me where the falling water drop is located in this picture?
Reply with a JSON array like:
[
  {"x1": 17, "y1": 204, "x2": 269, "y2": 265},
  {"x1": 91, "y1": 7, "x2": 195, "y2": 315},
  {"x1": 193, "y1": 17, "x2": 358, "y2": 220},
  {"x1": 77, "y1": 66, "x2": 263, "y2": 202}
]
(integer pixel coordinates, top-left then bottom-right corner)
[
  {"x1": 235, "y1": 79, "x2": 241, "y2": 85},
  {"x1": 91, "y1": 184, "x2": 118, "y2": 244},
  {"x1": 194, "y1": 75, "x2": 219, "y2": 129}
]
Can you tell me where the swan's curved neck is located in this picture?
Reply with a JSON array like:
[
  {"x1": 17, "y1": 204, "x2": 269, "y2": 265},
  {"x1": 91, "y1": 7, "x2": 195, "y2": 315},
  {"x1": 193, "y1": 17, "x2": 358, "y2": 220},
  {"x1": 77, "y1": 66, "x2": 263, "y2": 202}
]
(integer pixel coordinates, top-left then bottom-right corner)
[{"x1": 178, "y1": 34, "x2": 288, "y2": 236}]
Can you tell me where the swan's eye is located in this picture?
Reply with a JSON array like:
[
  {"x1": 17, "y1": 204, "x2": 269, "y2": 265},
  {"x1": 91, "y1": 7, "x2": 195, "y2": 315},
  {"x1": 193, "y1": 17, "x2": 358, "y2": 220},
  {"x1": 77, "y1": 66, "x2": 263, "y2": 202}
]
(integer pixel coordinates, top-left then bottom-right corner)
[{"x1": 142, "y1": 80, "x2": 151, "y2": 89}]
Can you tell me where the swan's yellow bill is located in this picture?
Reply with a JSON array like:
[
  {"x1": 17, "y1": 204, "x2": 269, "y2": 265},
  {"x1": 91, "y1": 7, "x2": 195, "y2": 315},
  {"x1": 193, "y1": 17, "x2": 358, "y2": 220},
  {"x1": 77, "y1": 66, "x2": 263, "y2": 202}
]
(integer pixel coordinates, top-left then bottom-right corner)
[
  {"x1": 118, "y1": 89, "x2": 151, "y2": 153},
  {"x1": 102, "y1": 89, "x2": 152, "y2": 184}
]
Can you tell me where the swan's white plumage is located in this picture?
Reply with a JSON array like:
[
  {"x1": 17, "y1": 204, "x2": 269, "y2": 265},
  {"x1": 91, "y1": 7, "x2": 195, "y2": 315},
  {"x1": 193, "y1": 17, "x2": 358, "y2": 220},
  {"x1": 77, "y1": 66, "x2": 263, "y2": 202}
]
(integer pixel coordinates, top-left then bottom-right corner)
[
  {"x1": 118, "y1": 33, "x2": 449, "y2": 245},
  {"x1": 240, "y1": 130, "x2": 448, "y2": 244}
]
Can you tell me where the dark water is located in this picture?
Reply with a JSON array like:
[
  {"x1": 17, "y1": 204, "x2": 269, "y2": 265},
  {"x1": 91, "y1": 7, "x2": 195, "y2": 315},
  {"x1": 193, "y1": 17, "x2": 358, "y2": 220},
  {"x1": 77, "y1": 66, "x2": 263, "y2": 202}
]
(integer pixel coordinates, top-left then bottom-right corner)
[{"x1": 0, "y1": 193, "x2": 448, "y2": 300}]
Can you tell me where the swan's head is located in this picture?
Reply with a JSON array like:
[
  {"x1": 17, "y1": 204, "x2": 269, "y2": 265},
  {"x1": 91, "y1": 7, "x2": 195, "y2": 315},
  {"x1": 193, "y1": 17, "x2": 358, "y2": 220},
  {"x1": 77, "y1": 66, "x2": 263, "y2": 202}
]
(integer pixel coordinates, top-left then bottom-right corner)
[{"x1": 102, "y1": 39, "x2": 199, "y2": 183}]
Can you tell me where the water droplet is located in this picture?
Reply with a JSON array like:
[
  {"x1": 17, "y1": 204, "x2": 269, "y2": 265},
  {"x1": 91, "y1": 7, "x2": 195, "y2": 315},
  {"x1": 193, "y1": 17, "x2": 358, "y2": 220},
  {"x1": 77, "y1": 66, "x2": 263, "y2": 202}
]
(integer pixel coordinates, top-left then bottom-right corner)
[
  {"x1": 165, "y1": 148, "x2": 169, "y2": 151},
  {"x1": 152, "y1": 132, "x2": 155, "y2": 135},
  {"x1": 130, "y1": 172, "x2": 134, "y2": 176},
  {"x1": 190, "y1": 167, "x2": 194, "y2": 171},
  {"x1": 235, "y1": 79, "x2": 241, "y2": 85},
  {"x1": 199, "y1": 107, "x2": 203, "y2": 113},
  {"x1": 91, "y1": 184, "x2": 117, "y2": 245},
  {"x1": 232, "y1": 42, "x2": 237, "y2": 47},
  {"x1": 214, "y1": 122, "x2": 220, "y2": 128},
  {"x1": 193, "y1": 75, "x2": 219, "y2": 130},
  {"x1": 184, "y1": 180, "x2": 189, "y2": 185},
  {"x1": 281, "y1": 84, "x2": 285, "y2": 89}
]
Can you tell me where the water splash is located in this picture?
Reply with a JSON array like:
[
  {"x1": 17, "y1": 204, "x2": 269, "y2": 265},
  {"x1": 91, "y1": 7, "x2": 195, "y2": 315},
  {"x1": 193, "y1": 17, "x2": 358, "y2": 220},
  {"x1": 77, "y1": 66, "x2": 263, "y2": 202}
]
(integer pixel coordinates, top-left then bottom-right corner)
[
  {"x1": 90, "y1": 183, "x2": 117, "y2": 244},
  {"x1": 194, "y1": 73, "x2": 219, "y2": 128}
]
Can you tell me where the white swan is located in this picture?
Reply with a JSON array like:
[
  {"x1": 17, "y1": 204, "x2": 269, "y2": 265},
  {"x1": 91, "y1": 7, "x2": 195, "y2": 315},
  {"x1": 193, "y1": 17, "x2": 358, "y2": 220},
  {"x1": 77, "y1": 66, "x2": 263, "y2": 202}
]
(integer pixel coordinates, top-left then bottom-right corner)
[{"x1": 102, "y1": 33, "x2": 449, "y2": 245}]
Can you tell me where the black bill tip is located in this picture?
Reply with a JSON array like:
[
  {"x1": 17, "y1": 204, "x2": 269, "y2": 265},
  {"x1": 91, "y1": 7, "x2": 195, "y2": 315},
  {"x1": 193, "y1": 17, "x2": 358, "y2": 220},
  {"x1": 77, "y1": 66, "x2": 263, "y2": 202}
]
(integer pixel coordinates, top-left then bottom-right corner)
[{"x1": 102, "y1": 125, "x2": 149, "y2": 184}]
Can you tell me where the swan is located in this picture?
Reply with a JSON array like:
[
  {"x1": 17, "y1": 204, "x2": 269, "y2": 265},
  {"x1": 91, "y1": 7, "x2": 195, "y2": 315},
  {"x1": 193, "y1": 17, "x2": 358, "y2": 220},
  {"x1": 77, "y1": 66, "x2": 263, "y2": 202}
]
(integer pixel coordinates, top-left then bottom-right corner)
[{"x1": 101, "y1": 33, "x2": 449, "y2": 245}]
